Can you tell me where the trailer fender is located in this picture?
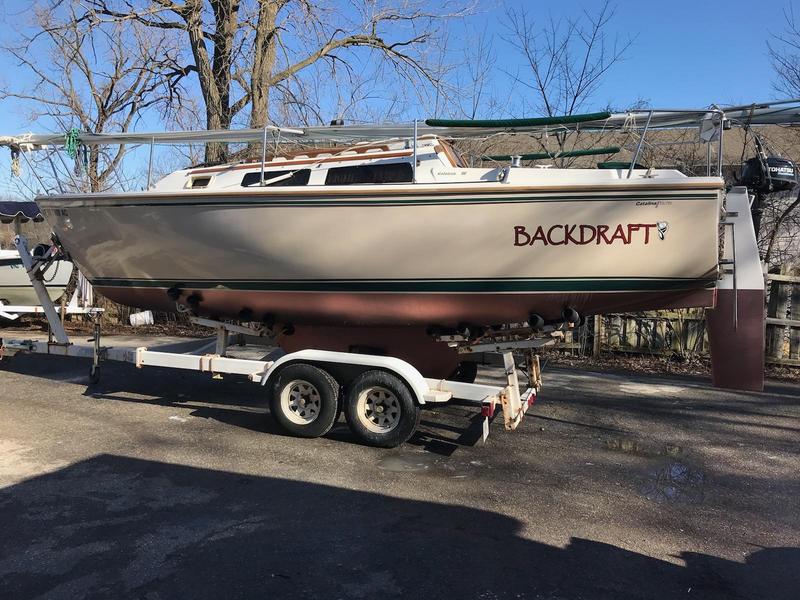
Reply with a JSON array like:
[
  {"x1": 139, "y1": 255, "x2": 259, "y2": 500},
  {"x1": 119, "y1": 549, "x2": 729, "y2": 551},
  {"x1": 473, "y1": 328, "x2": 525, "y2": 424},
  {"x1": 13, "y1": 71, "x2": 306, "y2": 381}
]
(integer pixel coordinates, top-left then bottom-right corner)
[{"x1": 260, "y1": 349, "x2": 431, "y2": 405}]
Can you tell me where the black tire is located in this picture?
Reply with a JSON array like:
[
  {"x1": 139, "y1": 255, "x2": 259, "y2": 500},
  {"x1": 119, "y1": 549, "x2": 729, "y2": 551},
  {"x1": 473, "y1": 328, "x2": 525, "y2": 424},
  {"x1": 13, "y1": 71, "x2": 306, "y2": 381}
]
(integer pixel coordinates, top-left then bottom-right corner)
[
  {"x1": 88, "y1": 366, "x2": 101, "y2": 385},
  {"x1": 268, "y1": 363, "x2": 339, "y2": 438},
  {"x1": 450, "y1": 361, "x2": 478, "y2": 384},
  {"x1": 343, "y1": 370, "x2": 420, "y2": 448}
]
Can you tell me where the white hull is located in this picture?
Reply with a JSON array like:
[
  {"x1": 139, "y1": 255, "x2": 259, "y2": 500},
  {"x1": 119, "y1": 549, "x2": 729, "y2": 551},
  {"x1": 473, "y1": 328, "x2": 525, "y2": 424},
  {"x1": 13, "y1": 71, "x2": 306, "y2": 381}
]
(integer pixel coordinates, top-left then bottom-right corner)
[
  {"x1": 39, "y1": 178, "x2": 722, "y2": 326},
  {"x1": 0, "y1": 251, "x2": 73, "y2": 306}
]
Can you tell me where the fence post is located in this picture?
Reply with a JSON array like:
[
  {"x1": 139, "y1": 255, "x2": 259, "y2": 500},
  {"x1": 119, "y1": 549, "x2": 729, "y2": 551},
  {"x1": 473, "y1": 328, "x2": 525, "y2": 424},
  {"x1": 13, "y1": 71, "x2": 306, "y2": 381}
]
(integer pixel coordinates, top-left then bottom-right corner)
[
  {"x1": 593, "y1": 315, "x2": 603, "y2": 356},
  {"x1": 791, "y1": 278, "x2": 800, "y2": 360},
  {"x1": 766, "y1": 275, "x2": 790, "y2": 360}
]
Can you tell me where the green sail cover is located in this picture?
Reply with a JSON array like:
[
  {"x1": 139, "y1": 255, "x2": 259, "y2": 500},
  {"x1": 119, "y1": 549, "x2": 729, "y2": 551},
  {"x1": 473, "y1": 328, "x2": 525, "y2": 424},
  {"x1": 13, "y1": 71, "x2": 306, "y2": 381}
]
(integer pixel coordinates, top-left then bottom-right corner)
[
  {"x1": 597, "y1": 161, "x2": 643, "y2": 169},
  {"x1": 485, "y1": 146, "x2": 620, "y2": 161},
  {"x1": 425, "y1": 111, "x2": 612, "y2": 128}
]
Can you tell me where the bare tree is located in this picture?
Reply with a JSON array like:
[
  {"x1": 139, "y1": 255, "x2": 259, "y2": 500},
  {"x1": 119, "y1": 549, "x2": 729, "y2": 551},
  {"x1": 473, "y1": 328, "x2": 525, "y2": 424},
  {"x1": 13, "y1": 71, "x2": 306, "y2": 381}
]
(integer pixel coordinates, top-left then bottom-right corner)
[
  {"x1": 501, "y1": 0, "x2": 633, "y2": 166},
  {"x1": 457, "y1": 25, "x2": 497, "y2": 120},
  {"x1": 769, "y1": 5, "x2": 800, "y2": 98},
  {"x1": 763, "y1": 188, "x2": 800, "y2": 265},
  {"x1": 0, "y1": 2, "x2": 187, "y2": 191},
  {"x1": 80, "y1": 0, "x2": 463, "y2": 163},
  {"x1": 763, "y1": 6, "x2": 800, "y2": 267}
]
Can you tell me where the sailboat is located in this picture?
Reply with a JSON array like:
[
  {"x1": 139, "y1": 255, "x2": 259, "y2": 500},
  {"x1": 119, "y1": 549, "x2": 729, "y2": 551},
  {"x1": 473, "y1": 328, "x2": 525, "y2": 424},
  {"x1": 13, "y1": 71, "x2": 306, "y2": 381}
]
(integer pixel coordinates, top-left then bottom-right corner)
[{"x1": 1, "y1": 102, "x2": 790, "y2": 386}]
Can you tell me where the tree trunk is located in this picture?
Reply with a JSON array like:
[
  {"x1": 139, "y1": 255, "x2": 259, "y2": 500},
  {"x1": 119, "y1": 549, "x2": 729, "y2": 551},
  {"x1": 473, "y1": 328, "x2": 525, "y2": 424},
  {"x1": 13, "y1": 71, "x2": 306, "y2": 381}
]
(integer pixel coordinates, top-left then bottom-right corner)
[
  {"x1": 88, "y1": 146, "x2": 101, "y2": 193},
  {"x1": 249, "y1": 1, "x2": 280, "y2": 129},
  {"x1": 182, "y1": 0, "x2": 229, "y2": 163}
]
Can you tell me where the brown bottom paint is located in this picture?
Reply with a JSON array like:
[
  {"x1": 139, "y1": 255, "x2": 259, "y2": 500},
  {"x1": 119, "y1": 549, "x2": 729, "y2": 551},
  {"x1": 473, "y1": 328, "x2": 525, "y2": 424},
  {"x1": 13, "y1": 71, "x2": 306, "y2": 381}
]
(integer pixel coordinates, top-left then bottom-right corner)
[
  {"x1": 707, "y1": 289, "x2": 765, "y2": 392},
  {"x1": 93, "y1": 286, "x2": 716, "y2": 379},
  {"x1": 278, "y1": 325, "x2": 460, "y2": 379},
  {"x1": 95, "y1": 287, "x2": 715, "y2": 327}
]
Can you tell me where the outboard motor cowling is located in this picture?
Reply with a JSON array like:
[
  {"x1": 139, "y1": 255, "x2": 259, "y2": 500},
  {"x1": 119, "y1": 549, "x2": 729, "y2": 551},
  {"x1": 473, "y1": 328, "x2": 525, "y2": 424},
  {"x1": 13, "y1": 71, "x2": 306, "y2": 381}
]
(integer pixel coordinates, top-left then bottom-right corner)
[
  {"x1": 765, "y1": 156, "x2": 797, "y2": 192},
  {"x1": 739, "y1": 135, "x2": 797, "y2": 193}
]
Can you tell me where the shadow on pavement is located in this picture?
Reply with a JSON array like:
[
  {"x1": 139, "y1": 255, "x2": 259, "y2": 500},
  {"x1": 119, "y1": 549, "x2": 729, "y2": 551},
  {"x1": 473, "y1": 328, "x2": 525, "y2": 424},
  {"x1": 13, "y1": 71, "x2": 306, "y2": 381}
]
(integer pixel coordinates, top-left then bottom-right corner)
[
  {"x1": 0, "y1": 355, "x2": 488, "y2": 451},
  {"x1": 0, "y1": 455, "x2": 796, "y2": 600}
]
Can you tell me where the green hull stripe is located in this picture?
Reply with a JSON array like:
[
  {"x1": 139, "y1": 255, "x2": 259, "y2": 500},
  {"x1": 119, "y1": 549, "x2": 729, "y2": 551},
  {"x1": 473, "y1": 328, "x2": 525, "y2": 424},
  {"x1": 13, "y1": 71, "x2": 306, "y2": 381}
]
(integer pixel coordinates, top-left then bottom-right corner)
[
  {"x1": 44, "y1": 192, "x2": 718, "y2": 209},
  {"x1": 92, "y1": 277, "x2": 717, "y2": 293}
]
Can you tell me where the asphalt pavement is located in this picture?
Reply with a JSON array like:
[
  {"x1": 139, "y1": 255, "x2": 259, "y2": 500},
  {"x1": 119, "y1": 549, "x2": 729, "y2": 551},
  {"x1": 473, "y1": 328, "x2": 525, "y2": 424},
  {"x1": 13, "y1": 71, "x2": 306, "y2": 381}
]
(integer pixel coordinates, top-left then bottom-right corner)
[{"x1": 0, "y1": 332, "x2": 798, "y2": 599}]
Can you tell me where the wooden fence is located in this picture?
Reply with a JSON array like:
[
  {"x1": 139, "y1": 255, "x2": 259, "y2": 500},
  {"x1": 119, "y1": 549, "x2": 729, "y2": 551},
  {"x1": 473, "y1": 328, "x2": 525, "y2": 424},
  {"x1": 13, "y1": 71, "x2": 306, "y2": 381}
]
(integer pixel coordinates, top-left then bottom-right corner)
[
  {"x1": 765, "y1": 273, "x2": 800, "y2": 366},
  {"x1": 559, "y1": 271, "x2": 800, "y2": 366},
  {"x1": 561, "y1": 310, "x2": 708, "y2": 358}
]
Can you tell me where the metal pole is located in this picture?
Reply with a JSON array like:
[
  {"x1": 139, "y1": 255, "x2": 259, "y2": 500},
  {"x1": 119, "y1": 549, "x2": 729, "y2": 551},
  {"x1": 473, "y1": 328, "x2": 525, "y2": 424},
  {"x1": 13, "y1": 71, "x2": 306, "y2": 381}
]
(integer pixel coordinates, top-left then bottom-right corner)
[
  {"x1": 260, "y1": 125, "x2": 269, "y2": 186},
  {"x1": 45, "y1": 152, "x2": 65, "y2": 193},
  {"x1": 627, "y1": 110, "x2": 653, "y2": 179},
  {"x1": 706, "y1": 141, "x2": 711, "y2": 176},
  {"x1": 412, "y1": 119, "x2": 418, "y2": 183},
  {"x1": 717, "y1": 112, "x2": 724, "y2": 177},
  {"x1": 53, "y1": 146, "x2": 82, "y2": 192},
  {"x1": 13, "y1": 235, "x2": 70, "y2": 345},
  {"x1": 19, "y1": 150, "x2": 50, "y2": 194},
  {"x1": 147, "y1": 137, "x2": 155, "y2": 189},
  {"x1": 731, "y1": 222, "x2": 737, "y2": 330},
  {"x1": 110, "y1": 160, "x2": 129, "y2": 193}
]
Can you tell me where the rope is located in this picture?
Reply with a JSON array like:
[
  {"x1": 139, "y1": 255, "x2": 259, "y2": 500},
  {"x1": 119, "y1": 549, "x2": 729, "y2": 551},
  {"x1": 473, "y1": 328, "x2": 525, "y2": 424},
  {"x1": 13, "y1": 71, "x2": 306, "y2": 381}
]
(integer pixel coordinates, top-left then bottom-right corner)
[
  {"x1": 65, "y1": 128, "x2": 81, "y2": 159},
  {"x1": 10, "y1": 147, "x2": 20, "y2": 177}
]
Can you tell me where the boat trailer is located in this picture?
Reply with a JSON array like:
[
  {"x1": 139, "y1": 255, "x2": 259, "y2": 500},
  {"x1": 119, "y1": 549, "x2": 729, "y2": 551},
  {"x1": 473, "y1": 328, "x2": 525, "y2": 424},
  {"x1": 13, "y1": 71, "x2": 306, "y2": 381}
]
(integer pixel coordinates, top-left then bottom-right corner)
[{"x1": 0, "y1": 235, "x2": 549, "y2": 447}]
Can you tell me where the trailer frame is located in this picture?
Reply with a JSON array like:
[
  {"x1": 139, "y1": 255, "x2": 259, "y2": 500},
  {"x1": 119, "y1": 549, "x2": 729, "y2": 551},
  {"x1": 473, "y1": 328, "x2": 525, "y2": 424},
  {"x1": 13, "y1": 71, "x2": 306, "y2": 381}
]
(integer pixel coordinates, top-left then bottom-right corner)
[{"x1": 1, "y1": 234, "x2": 544, "y2": 446}]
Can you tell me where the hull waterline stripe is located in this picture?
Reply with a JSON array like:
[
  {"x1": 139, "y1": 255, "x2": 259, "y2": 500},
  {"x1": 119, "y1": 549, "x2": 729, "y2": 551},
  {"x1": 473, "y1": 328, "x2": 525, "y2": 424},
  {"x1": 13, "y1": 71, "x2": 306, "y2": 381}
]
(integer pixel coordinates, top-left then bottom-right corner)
[{"x1": 90, "y1": 277, "x2": 718, "y2": 293}]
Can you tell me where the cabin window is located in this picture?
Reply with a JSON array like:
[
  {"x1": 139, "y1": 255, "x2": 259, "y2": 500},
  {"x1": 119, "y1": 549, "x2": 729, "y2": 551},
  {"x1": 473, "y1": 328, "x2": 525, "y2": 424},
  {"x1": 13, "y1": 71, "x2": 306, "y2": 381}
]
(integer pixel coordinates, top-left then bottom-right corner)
[
  {"x1": 189, "y1": 176, "x2": 212, "y2": 188},
  {"x1": 324, "y1": 162, "x2": 413, "y2": 185},
  {"x1": 241, "y1": 169, "x2": 311, "y2": 187}
]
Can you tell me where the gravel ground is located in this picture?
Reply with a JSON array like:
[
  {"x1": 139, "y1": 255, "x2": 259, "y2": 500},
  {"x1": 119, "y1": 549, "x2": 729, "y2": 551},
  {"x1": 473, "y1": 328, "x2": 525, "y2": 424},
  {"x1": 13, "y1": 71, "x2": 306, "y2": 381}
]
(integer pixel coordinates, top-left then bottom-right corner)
[{"x1": 0, "y1": 332, "x2": 798, "y2": 599}]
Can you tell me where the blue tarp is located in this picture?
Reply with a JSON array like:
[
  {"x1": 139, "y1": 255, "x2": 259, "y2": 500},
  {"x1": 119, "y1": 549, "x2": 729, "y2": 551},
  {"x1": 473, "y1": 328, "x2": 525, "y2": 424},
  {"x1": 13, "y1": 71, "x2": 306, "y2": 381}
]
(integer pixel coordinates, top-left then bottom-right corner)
[{"x1": 0, "y1": 201, "x2": 43, "y2": 224}]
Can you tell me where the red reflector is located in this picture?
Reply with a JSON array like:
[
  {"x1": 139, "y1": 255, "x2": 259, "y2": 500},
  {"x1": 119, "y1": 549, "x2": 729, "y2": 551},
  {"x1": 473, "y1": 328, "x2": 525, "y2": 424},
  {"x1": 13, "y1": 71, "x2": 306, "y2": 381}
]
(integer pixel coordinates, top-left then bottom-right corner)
[{"x1": 481, "y1": 404, "x2": 495, "y2": 418}]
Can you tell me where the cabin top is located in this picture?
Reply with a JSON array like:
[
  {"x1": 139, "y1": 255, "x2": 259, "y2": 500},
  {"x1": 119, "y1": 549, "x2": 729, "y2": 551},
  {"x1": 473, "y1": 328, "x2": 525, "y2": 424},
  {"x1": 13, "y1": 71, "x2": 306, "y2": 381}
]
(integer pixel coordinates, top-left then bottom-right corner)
[{"x1": 153, "y1": 135, "x2": 701, "y2": 192}]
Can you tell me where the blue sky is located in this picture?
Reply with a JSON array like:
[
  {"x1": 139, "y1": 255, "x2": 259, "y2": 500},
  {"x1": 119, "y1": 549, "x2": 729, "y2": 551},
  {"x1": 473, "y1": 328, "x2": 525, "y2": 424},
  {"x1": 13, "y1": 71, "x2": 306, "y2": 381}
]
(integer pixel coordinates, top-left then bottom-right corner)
[
  {"x1": 0, "y1": 0, "x2": 789, "y2": 132},
  {"x1": 0, "y1": 0, "x2": 793, "y2": 196},
  {"x1": 468, "y1": 0, "x2": 784, "y2": 110}
]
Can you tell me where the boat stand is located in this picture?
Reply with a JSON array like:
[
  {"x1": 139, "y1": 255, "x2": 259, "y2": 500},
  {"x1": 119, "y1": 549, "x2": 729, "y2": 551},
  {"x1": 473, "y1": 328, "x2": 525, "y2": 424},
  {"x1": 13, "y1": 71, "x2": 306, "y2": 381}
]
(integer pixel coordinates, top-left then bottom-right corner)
[{"x1": 1, "y1": 235, "x2": 544, "y2": 446}]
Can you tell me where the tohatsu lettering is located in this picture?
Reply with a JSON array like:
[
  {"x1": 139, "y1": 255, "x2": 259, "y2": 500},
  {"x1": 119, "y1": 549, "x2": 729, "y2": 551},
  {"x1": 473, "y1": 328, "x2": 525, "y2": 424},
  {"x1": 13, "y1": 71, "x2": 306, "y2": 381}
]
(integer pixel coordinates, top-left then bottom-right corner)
[{"x1": 514, "y1": 223, "x2": 663, "y2": 246}]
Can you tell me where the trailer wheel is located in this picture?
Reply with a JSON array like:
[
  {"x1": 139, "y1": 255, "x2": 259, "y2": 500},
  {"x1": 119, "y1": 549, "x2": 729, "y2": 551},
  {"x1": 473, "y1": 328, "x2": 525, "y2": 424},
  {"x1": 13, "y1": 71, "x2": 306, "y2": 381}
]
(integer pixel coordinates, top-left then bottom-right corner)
[
  {"x1": 344, "y1": 370, "x2": 420, "y2": 448},
  {"x1": 88, "y1": 366, "x2": 101, "y2": 385},
  {"x1": 269, "y1": 364, "x2": 339, "y2": 438}
]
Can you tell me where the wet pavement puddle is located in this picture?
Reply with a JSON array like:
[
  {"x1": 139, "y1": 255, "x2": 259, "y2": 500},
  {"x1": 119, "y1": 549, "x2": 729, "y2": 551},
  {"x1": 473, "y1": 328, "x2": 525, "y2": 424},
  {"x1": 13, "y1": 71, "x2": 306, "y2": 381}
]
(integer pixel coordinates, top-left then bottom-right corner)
[
  {"x1": 640, "y1": 460, "x2": 705, "y2": 504},
  {"x1": 605, "y1": 437, "x2": 705, "y2": 504},
  {"x1": 375, "y1": 451, "x2": 475, "y2": 479},
  {"x1": 376, "y1": 454, "x2": 437, "y2": 473}
]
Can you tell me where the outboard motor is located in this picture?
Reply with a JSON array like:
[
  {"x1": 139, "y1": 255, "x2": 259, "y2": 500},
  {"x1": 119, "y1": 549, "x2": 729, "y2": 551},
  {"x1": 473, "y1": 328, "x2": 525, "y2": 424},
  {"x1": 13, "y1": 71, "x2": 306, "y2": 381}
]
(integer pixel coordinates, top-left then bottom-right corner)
[{"x1": 739, "y1": 135, "x2": 797, "y2": 194}]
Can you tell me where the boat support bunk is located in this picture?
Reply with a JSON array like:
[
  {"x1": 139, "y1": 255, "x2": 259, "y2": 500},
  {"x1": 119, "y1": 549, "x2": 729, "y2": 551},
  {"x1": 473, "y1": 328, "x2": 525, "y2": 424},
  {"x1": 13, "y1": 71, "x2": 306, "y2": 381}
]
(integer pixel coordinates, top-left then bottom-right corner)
[
  {"x1": 0, "y1": 300, "x2": 99, "y2": 322},
  {"x1": 0, "y1": 235, "x2": 548, "y2": 447}
]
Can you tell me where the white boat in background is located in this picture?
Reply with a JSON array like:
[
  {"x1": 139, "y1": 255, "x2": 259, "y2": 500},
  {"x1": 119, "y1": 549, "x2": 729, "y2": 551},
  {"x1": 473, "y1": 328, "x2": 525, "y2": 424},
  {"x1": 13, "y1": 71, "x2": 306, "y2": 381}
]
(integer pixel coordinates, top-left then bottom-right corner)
[
  {"x1": 0, "y1": 248, "x2": 72, "y2": 306},
  {"x1": 0, "y1": 202, "x2": 74, "y2": 318}
]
